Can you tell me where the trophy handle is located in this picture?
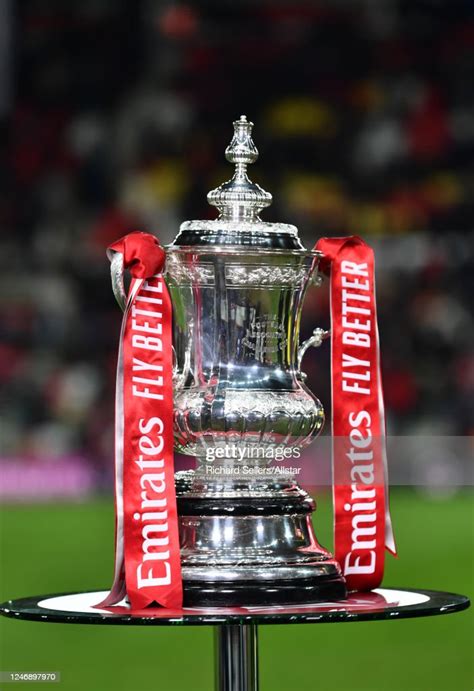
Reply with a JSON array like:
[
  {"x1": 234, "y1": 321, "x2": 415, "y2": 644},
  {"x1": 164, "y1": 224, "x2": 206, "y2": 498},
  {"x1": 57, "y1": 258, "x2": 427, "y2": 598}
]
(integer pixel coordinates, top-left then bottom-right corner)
[
  {"x1": 297, "y1": 327, "x2": 330, "y2": 379},
  {"x1": 110, "y1": 252, "x2": 127, "y2": 312}
]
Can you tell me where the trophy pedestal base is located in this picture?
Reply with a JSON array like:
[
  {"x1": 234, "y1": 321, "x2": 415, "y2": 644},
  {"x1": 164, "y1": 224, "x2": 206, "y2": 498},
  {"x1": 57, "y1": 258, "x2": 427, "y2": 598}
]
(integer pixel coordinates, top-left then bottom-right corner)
[
  {"x1": 176, "y1": 471, "x2": 347, "y2": 607},
  {"x1": 182, "y1": 573, "x2": 346, "y2": 608}
]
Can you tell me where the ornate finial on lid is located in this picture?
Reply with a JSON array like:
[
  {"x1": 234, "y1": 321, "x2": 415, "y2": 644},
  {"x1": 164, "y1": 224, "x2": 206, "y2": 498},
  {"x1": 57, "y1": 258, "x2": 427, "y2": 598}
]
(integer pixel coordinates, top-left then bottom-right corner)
[{"x1": 207, "y1": 115, "x2": 272, "y2": 222}]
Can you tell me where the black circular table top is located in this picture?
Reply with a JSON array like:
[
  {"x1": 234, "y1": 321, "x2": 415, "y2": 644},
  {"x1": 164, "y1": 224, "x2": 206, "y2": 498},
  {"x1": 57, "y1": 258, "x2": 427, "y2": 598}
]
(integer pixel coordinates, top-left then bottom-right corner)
[{"x1": 0, "y1": 588, "x2": 469, "y2": 626}]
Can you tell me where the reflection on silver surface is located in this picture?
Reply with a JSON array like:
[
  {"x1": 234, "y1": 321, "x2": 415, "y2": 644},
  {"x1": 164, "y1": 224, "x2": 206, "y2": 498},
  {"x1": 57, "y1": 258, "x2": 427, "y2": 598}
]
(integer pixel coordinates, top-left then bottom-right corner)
[
  {"x1": 179, "y1": 512, "x2": 336, "y2": 578},
  {"x1": 167, "y1": 248, "x2": 324, "y2": 458}
]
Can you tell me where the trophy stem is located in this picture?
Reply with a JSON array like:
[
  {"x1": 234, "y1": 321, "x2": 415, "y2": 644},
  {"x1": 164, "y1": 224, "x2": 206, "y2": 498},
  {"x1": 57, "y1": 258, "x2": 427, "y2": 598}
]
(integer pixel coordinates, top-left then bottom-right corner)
[{"x1": 215, "y1": 623, "x2": 259, "y2": 691}]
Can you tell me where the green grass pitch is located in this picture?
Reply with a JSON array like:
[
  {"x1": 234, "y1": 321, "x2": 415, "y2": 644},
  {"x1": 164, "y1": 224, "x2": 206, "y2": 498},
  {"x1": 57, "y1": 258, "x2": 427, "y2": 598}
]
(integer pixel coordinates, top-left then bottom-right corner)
[{"x1": 0, "y1": 490, "x2": 472, "y2": 690}]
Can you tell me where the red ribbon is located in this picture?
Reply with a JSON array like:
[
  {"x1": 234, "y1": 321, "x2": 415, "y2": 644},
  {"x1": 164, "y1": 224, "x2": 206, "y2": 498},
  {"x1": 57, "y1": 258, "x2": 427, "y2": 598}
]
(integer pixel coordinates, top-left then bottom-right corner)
[
  {"x1": 98, "y1": 231, "x2": 182, "y2": 609},
  {"x1": 316, "y1": 236, "x2": 396, "y2": 591}
]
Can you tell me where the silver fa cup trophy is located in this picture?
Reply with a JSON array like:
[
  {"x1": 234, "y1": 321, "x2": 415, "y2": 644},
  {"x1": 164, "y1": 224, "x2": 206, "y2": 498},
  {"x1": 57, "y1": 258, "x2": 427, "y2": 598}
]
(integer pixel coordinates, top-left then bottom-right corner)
[{"x1": 167, "y1": 116, "x2": 346, "y2": 605}]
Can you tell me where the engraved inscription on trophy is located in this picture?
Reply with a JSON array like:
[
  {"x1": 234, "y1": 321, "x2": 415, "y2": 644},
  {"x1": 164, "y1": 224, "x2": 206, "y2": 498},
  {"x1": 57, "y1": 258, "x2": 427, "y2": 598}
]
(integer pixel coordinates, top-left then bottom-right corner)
[{"x1": 241, "y1": 313, "x2": 287, "y2": 361}]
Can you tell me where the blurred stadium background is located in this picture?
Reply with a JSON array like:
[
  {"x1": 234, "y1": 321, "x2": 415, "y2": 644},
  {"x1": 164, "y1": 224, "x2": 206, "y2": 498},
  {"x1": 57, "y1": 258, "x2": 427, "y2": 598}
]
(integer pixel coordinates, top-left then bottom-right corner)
[{"x1": 0, "y1": 1, "x2": 472, "y2": 689}]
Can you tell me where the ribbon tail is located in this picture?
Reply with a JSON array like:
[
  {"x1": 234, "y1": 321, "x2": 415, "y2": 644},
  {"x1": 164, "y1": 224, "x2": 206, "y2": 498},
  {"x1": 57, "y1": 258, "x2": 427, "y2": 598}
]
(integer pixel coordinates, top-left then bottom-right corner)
[
  {"x1": 121, "y1": 274, "x2": 182, "y2": 610},
  {"x1": 100, "y1": 232, "x2": 182, "y2": 610},
  {"x1": 95, "y1": 278, "x2": 143, "y2": 608},
  {"x1": 316, "y1": 235, "x2": 396, "y2": 592}
]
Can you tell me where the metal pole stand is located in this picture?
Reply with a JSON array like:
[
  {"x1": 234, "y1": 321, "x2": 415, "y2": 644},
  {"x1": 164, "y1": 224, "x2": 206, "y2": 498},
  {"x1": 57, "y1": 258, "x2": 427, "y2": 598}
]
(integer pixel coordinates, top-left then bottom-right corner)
[{"x1": 215, "y1": 624, "x2": 259, "y2": 691}]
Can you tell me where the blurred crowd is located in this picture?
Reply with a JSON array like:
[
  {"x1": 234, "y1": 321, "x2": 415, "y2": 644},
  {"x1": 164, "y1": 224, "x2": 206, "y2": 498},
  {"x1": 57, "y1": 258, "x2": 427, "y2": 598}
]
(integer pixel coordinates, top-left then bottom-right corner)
[{"x1": 0, "y1": 1, "x2": 473, "y2": 489}]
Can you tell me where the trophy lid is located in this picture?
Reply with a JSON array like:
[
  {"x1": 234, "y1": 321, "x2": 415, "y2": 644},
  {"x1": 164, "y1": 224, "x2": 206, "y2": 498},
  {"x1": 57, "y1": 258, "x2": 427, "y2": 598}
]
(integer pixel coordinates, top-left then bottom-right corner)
[
  {"x1": 171, "y1": 115, "x2": 305, "y2": 249},
  {"x1": 207, "y1": 115, "x2": 272, "y2": 222}
]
